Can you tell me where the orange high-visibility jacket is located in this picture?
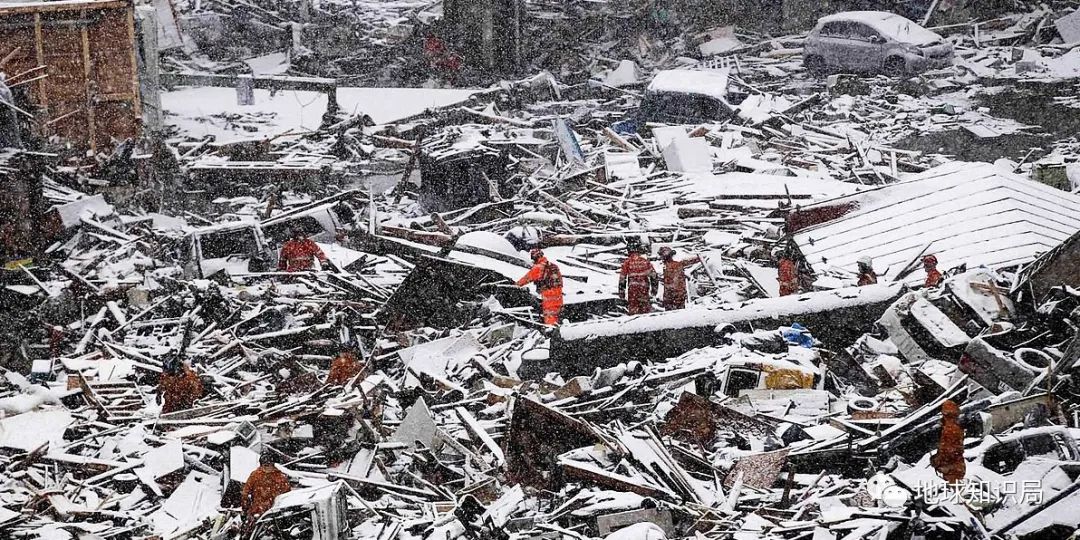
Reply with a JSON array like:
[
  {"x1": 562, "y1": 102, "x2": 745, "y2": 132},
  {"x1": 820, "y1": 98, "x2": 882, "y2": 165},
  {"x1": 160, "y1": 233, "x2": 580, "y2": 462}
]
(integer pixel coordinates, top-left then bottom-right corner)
[
  {"x1": 661, "y1": 259, "x2": 693, "y2": 309},
  {"x1": 241, "y1": 464, "x2": 291, "y2": 519},
  {"x1": 931, "y1": 400, "x2": 966, "y2": 483},
  {"x1": 517, "y1": 256, "x2": 564, "y2": 325},
  {"x1": 620, "y1": 253, "x2": 657, "y2": 315}
]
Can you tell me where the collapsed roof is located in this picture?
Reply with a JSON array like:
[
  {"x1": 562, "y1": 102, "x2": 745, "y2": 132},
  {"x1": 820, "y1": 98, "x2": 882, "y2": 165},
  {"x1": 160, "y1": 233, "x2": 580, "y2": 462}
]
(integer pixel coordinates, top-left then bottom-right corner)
[{"x1": 790, "y1": 161, "x2": 1080, "y2": 284}]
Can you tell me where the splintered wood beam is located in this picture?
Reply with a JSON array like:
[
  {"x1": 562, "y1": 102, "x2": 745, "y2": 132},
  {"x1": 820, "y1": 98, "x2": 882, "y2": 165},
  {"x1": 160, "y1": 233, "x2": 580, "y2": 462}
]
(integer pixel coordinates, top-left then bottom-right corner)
[{"x1": 0, "y1": 46, "x2": 22, "y2": 68}]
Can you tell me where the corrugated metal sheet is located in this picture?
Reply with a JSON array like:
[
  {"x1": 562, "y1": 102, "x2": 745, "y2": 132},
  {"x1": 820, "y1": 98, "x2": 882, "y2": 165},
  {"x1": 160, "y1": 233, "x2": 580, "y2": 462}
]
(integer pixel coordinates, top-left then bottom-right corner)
[{"x1": 792, "y1": 162, "x2": 1080, "y2": 284}]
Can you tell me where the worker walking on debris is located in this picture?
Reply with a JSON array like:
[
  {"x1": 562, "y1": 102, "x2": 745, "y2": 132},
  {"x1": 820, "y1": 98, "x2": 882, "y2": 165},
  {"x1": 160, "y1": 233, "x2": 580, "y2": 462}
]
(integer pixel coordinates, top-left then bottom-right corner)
[
  {"x1": 158, "y1": 357, "x2": 204, "y2": 414},
  {"x1": 278, "y1": 228, "x2": 327, "y2": 272},
  {"x1": 923, "y1": 254, "x2": 943, "y2": 288},
  {"x1": 241, "y1": 452, "x2": 292, "y2": 537},
  {"x1": 856, "y1": 256, "x2": 878, "y2": 286},
  {"x1": 327, "y1": 345, "x2": 363, "y2": 386},
  {"x1": 658, "y1": 247, "x2": 699, "y2": 310},
  {"x1": 930, "y1": 399, "x2": 966, "y2": 484},
  {"x1": 619, "y1": 243, "x2": 658, "y2": 315},
  {"x1": 516, "y1": 248, "x2": 564, "y2": 325}
]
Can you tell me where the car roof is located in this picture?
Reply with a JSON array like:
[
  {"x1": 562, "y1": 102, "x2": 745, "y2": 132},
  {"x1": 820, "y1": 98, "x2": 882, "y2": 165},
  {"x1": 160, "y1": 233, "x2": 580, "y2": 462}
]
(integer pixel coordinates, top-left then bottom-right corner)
[
  {"x1": 818, "y1": 10, "x2": 899, "y2": 25},
  {"x1": 646, "y1": 69, "x2": 730, "y2": 101},
  {"x1": 815, "y1": 11, "x2": 942, "y2": 45}
]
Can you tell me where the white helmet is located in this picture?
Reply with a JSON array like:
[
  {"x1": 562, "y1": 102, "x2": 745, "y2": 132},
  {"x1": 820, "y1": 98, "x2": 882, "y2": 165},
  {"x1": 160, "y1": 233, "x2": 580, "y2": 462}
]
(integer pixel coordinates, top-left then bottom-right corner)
[{"x1": 857, "y1": 256, "x2": 872, "y2": 267}]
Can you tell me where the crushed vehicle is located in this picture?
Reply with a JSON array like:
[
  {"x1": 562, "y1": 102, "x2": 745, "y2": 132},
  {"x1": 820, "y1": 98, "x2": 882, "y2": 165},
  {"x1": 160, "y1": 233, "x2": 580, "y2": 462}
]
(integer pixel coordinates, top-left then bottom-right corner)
[
  {"x1": 180, "y1": 220, "x2": 272, "y2": 279},
  {"x1": 178, "y1": 192, "x2": 364, "y2": 278},
  {"x1": 803, "y1": 11, "x2": 954, "y2": 76},
  {"x1": 616, "y1": 68, "x2": 744, "y2": 130},
  {"x1": 970, "y1": 426, "x2": 1080, "y2": 476}
]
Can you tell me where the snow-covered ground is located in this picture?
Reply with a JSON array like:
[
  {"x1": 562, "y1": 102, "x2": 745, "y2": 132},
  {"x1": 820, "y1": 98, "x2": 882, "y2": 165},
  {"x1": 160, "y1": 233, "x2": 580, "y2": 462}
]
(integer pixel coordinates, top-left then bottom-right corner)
[{"x1": 162, "y1": 87, "x2": 478, "y2": 141}]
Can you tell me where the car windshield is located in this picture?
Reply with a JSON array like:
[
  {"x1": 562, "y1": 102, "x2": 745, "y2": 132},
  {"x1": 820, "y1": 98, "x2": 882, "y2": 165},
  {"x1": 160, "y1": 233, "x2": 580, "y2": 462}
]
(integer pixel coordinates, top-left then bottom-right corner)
[
  {"x1": 641, "y1": 91, "x2": 726, "y2": 122},
  {"x1": 264, "y1": 216, "x2": 325, "y2": 244},
  {"x1": 200, "y1": 228, "x2": 258, "y2": 259}
]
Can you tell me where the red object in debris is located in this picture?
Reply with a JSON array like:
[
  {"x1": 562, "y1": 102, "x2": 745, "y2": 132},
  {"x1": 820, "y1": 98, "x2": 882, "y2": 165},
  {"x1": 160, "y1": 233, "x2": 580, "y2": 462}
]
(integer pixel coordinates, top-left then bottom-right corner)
[
  {"x1": 619, "y1": 252, "x2": 657, "y2": 315},
  {"x1": 423, "y1": 35, "x2": 447, "y2": 56},
  {"x1": 327, "y1": 351, "x2": 363, "y2": 386},
  {"x1": 517, "y1": 254, "x2": 564, "y2": 325},
  {"x1": 778, "y1": 258, "x2": 799, "y2": 296},
  {"x1": 278, "y1": 238, "x2": 327, "y2": 272},
  {"x1": 159, "y1": 364, "x2": 204, "y2": 414},
  {"x1": 785, "y1": 202, "x2": 859, "y2": 234},
  {"x1": 424, "y1": 35, "x2": 462, "y2": 74}
]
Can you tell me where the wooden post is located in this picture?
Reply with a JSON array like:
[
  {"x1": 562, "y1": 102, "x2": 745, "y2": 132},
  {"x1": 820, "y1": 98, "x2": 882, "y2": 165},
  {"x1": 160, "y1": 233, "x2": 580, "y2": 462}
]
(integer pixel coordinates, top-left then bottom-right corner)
[
  {"x1": 125, "y1": 5, "x2": 142, "y2": 121},
  {"x1": 33, "y1": 14, "x2": 47, "y2": 114},
  {"x1": 80, "y1": 10, "x2": 97, "y2": 153}
]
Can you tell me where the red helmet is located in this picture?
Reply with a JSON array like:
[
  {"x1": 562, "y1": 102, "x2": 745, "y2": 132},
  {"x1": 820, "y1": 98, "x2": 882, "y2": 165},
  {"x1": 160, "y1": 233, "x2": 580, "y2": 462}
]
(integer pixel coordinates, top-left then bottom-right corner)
[
  {"x1": 922, "y1": 254, "x2": 938, "y2": 267},
  {"x1": 529, "y1": 248, "x2": 544, "y2": 261}
]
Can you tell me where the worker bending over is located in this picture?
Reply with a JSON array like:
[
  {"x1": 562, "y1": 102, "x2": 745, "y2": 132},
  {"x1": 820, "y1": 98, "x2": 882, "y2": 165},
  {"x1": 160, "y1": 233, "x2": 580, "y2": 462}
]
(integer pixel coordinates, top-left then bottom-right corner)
[{"x1": 516, "y1": 248, "x2": 564, "y2": 325}]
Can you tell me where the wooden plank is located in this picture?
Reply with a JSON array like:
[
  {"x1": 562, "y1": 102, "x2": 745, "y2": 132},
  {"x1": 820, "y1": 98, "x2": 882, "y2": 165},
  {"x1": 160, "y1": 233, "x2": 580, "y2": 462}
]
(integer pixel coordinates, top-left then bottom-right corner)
[
  {"x1": 455, "y1": 406, "x2": 505, "y2": 465},
  {"x1": 79, "y1": 11, "x2": 96, "y2": 153}
]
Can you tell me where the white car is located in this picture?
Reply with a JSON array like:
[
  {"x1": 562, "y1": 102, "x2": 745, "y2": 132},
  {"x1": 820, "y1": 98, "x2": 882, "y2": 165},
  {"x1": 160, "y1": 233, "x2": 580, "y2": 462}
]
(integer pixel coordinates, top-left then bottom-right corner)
[{"x1": 803, "y1": 11, "x2": 954, "y2": 76}]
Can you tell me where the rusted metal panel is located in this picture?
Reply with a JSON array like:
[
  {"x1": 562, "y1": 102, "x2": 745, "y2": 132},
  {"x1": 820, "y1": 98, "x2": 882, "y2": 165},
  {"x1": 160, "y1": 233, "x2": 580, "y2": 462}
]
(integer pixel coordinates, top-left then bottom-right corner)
[
  {"x1": 0, "y1": 0, "x2": 140, "y2": 151},
  {"x1": 660, "y1": 391, "x2": 775, "y2": 447},
  {"x1": 503, "y1": 397, "x2": 602, "y2": 489}
]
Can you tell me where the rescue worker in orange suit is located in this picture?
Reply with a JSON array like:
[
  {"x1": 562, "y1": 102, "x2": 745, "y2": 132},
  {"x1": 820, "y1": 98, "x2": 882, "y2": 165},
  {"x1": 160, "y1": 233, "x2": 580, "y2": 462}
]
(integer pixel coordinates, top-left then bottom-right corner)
[
  {"x1": 326, "y1": 345, "x2": 363, "y2": 386},
  {"x1": 930, "y1": 399, "x2": 966, "y2": 484},
  {"x1": 278, "y1": 228, "x2": 327, "y2": 272},
  {"x1": 923, "y1": 254, "x2": 943, "y2": 288},
  {"x1": 856, "y1": 256, "x2": 878, "y2": 286},
  {"x1": 516, "y1": 248, "x2": 564, "y2": 325},
  {"x1": 658, "y1": 247, "x2": 699, "y2": 310},
  {"x1": 619, "y1": 244, "x2": 658, "y2": 315},
  {"x1": 159, "y1": 357, "x2": 204, "y2": 414},
  {"x1": 241, "y1": 452, "x2": 292, "y2": 537},
  {"x1": 778, "y1": 253, "x2": 799, "y2": 296}
]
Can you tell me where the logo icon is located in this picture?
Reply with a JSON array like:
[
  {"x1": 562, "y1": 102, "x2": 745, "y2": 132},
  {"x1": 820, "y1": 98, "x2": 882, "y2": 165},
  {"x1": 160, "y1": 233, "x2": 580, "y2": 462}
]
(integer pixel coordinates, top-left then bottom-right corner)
[{"x1": 866, "y1": 473, "x2": 911, "y2": 508}]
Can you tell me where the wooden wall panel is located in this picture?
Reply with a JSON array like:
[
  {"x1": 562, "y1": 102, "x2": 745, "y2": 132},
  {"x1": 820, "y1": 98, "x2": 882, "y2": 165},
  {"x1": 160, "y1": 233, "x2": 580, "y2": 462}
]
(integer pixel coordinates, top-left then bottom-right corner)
[{"x1": 0, "y1": 0, "x2": 140, "y2": 152}]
